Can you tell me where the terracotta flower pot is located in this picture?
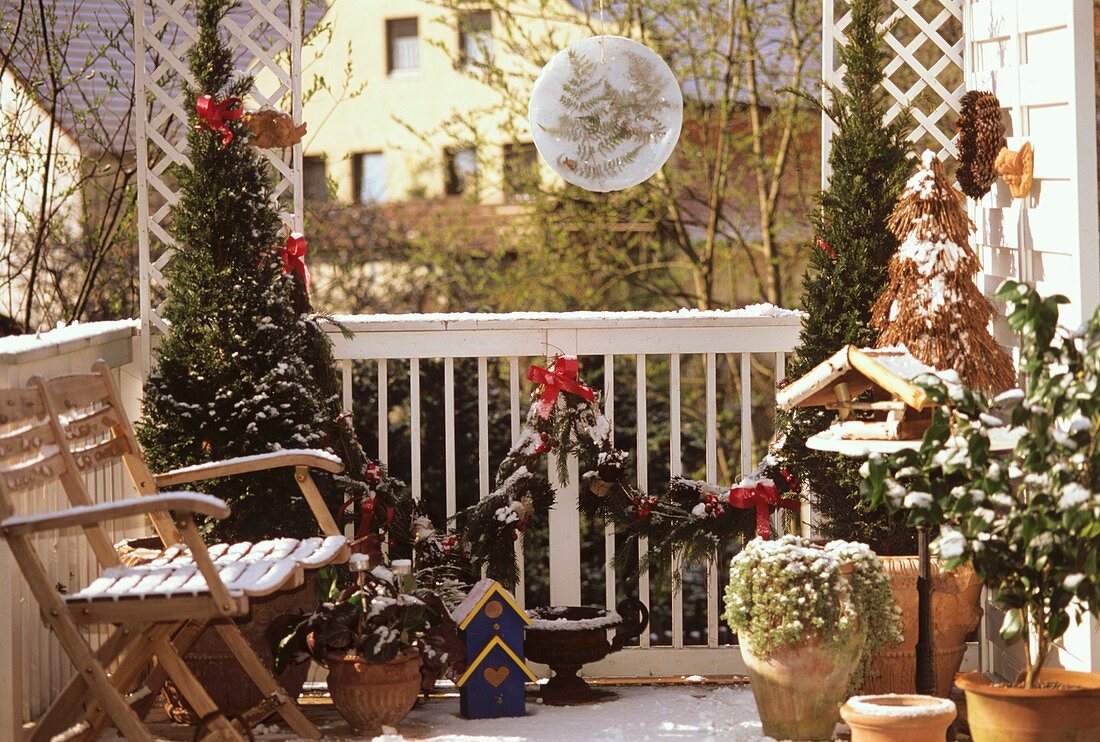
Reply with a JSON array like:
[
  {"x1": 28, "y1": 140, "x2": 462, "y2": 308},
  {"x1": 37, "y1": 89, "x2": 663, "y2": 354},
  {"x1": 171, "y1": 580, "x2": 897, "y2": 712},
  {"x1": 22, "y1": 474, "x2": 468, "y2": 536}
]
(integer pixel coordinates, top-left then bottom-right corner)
[
  {"x1": 740, "y1": 631, "x2": 865, "y2": 741},
  {"x1": 326, "y1": 651, "x2": 423, "y2": 733},
  {"x1": 840, "y1": 694, "x2": 956, "y2": 742},
  {"x1": 862, "y1": 557, "x2": 982, "y2": 697},
  {"x1": 955, "y1": 669, "x2": 1100, "y2": 742},
  {"x1": 161, "y1": 575, "x2": 314, "y2": 723}
]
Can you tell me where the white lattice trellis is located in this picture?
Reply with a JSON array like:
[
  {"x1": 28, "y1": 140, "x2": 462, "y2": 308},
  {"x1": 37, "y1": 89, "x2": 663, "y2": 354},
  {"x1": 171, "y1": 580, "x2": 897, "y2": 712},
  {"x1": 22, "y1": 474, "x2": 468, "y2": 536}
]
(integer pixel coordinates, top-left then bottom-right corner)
[
  {"x1": 822, "y1": 0, "x2": 965, "y2": 178},
  {"x1": 134, "y1": 0, "x2": 304, "y2": 367}
]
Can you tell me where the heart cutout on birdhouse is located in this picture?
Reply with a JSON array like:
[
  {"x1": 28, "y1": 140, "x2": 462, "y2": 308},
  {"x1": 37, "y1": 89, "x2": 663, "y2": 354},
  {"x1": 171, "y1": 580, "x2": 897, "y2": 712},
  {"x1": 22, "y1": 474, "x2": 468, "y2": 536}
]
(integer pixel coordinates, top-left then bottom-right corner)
[{"x1": 483, "y1": 666, "x2": 511, "y2": 687}]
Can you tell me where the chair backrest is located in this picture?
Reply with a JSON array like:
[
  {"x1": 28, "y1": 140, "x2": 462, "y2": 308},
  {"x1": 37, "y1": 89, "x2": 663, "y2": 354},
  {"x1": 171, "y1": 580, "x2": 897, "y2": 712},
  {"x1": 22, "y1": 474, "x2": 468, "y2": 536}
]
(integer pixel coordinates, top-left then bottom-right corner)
[
  {"x1": 38, "y1": 362, "x2": 182, "y2": 548},
  {"x1": 0, "y1": 385, "x2": 59, "y2": 522},
  {"x1": 0, "y1": 375, "x2": 126, "y2": 566}
]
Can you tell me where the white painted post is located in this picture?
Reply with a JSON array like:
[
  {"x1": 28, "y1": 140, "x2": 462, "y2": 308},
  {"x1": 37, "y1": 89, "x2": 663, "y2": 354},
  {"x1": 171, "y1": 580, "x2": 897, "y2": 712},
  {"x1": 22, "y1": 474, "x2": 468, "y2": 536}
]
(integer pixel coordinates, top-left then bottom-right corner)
[{"x1": 546, "y1": 329, "x2": 582, "y2": 606}]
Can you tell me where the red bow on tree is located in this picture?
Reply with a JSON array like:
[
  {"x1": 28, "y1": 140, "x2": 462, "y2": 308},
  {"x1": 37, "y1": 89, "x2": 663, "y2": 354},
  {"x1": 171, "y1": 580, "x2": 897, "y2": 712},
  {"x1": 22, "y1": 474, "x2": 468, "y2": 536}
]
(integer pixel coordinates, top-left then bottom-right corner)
[
  {"x1": 281, "y1": 232, "x2": 311, "y2": 290},
  {"x1": 195, "y1": 94, "x2": 243, "y2": 147},
  {"x1": 526, "y1": 356, "x2": 596, "y2": 419},
  {"x1": 728, "y1": 479, "x2": 799, "y2": 539}
]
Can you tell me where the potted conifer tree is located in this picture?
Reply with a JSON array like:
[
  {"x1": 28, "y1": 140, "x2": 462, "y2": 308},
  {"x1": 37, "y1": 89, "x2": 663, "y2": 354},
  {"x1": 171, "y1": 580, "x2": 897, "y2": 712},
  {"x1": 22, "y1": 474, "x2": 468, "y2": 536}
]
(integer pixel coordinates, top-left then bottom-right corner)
[
  {"x1": 775, "y1": 0, "x2": 914, "y2": 553},
  {"x1": 863, "y1": 282, "x2": 1100, "y2": 741},
  {"x1": 137, "y1": 0, "x2": 403, "y2": 719}
]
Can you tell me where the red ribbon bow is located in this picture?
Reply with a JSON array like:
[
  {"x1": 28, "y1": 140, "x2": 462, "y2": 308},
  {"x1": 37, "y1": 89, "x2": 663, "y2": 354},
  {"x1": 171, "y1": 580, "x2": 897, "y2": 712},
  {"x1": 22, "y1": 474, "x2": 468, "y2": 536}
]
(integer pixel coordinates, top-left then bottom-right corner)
[
  {"x1": 281, "y1": 232, "x2": 311, "y2": 290},
  {"x1": 195, "y1": 94, "x2": 243, "y2": 147},
  {"x1": 526, "y1": 356, "x2": 596, "y2": 419},
  {"x1": 728, "y1": 479, "x2": 799, "y2": 539}
]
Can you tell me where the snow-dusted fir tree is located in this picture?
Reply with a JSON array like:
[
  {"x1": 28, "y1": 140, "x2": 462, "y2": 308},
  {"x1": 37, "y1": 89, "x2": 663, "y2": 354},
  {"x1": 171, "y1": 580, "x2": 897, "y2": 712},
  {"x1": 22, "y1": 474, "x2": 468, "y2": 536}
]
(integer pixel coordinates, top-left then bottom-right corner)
[
  {"x1": 139, "y1": 0, "x2": 358, "y2": 542},
  {"x1": 871, "y1": 151, "x2": 1015, "y2": 392}
]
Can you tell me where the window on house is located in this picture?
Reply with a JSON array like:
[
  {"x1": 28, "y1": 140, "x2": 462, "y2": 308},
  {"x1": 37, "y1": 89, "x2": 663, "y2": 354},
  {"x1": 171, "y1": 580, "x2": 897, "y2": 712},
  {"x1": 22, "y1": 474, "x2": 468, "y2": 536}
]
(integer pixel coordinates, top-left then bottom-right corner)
[
  {"x1": 445, "y1": 147, "x2": 478, "y2": 195},
  {"x1": 353, "y1": 152, "x2": 386, "y2": 204},
  {"x1": 459, "y1": 11, "x2": 492, "y2": 66},
  {"x1": 303, "y1": 156, "x2": 328, "y2": 201},
  {"x1": 503, "y1": 142, "x2": 539, "y2": 199},
  {"x1": 387, "y1": 18, "x2": 420, "y2": 74}
]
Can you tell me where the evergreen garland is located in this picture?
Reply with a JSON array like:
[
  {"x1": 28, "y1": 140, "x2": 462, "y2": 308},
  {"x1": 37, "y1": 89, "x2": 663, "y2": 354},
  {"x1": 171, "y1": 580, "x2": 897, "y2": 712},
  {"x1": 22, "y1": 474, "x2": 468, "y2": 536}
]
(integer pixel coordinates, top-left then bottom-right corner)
[
  {"x1": 775, "y1": 0, "x2": 915, "y2": 553},
  {"x1": 444, "y1": 356, "x2": 797, "y2": 588}
]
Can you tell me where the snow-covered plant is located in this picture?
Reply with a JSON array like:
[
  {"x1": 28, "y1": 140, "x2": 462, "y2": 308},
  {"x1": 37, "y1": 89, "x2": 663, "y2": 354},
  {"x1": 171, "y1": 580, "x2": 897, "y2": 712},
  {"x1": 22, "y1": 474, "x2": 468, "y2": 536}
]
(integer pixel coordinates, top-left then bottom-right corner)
[
  {"x1": 272, "y1": 565, "x2": 462, "y2": 680},
  {"x1": 862, "y1": 281, "x2": 1100, "y2": 688},
  {"x1": 723, "y1": 535, "x2": 901, "y2": 691}
]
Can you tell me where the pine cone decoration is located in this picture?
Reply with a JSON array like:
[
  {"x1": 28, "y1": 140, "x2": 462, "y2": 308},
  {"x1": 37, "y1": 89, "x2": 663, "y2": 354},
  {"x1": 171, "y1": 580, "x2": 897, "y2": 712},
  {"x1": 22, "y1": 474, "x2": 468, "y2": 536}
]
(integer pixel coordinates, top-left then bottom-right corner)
[{"x1": 955, "y1": 90, "x2": 1005, "y2": 199}]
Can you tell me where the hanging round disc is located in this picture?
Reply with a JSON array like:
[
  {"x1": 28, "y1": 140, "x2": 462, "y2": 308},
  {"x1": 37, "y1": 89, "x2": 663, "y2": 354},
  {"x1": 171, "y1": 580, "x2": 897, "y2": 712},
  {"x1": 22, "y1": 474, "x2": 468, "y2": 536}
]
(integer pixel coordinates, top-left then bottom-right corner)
[{"x1": 528, "y1": 35, "x2": 683, "y2": 193}]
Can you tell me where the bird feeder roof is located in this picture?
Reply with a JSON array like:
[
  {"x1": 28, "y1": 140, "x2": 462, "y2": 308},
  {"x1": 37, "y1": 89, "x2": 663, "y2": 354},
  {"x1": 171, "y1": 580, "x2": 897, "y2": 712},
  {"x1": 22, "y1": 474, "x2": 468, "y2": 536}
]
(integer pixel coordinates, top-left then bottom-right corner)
[{"x1": 776, "y1": 345, "x2": 935, "y2": 411}]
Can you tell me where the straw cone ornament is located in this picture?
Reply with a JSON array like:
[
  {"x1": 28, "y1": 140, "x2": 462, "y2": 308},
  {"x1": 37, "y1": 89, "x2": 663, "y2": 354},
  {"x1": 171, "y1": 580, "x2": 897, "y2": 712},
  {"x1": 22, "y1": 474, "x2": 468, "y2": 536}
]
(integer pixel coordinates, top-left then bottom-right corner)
[{"x1": 871, "y1": 151, "x2": 1015, "y2": 392}]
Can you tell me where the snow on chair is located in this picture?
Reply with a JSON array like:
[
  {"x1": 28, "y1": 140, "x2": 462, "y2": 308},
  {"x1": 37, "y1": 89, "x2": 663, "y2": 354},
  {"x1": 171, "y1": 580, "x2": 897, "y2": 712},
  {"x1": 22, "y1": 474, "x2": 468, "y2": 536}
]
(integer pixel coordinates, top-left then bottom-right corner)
[
  {"x1": 16, "y1": 362, "x2": 350, "y2": 739},
  {"x1": 0, "y1": 378, "x2": 301, "y2": 740}
]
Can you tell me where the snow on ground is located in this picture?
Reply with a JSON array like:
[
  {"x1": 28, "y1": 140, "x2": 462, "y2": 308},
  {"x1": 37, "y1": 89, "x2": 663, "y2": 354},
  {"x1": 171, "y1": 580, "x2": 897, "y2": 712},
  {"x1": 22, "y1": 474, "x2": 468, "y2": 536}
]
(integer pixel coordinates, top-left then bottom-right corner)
[
  {"x1": 125, "y1": 685, "x2": 775, "y2": 741},
  {"x1": 371, "y1": 686, "x2": 767, "y2": 741}
]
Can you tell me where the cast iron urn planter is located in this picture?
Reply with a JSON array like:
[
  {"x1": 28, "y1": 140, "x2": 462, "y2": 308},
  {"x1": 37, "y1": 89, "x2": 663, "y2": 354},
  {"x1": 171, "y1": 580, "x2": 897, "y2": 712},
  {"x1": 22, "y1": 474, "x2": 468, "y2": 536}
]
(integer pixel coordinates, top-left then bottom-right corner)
[{"x1": 524, "y1": 598, "x2": 649, "y2": 705}]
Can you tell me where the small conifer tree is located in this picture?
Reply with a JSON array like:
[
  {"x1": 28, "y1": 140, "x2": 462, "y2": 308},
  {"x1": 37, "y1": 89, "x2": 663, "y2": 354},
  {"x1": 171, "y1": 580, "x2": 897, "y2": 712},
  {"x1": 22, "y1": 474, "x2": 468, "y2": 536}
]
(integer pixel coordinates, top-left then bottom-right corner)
[
  {"x1": 138, "y1": 0, "x2": 366, "y2": 543},
  {"x1": 777, "y1": 0, "x2": 915, "y2": 551}
]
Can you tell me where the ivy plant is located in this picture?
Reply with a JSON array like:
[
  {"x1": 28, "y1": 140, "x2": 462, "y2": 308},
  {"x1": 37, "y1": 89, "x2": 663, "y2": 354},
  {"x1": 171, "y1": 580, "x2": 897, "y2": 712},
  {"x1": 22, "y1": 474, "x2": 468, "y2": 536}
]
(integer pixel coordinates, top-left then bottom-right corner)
[
  {"x1": 723, "y1": 535, "x2": 901, "y2": 693},
  {"x1": 861, "y1": 281, "x2": 1100, "y2": 688}
]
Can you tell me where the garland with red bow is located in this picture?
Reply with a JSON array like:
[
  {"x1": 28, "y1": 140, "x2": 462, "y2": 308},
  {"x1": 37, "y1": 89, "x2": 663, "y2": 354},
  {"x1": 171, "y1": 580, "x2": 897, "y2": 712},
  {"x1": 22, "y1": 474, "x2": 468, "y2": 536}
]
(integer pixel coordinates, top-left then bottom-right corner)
[
  {"x1": 195, "y1": 93, "x2": 243, "y2": 147},
  {"x1": 453, "y1": 355, "x2": 802, "y2": 587}
]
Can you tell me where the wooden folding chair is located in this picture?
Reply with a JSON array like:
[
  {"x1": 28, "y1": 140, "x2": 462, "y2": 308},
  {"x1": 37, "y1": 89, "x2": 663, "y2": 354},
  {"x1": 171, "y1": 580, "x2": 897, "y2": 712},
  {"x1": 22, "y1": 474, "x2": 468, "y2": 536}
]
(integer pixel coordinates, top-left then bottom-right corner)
[
  {"x1": 0, "y1": 377, "x2": 262, "y2": 740},
  {"x1": 11, "y1": 364, "x2": 351, "y2": 739}
]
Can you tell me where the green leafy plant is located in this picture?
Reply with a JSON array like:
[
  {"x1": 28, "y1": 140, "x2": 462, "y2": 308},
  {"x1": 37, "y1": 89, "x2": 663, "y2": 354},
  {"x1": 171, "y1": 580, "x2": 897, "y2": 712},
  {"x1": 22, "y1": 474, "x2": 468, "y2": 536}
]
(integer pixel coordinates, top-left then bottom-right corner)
[
  {"x1": 722, "y1": 535, "x2": 901, "y2": 692},
  {"x1": 272, "y1": 565, "x2": 463, "y2": 684},
  {"x1": 861, "y1": 281, "x2": 1100, "y2": 688}
]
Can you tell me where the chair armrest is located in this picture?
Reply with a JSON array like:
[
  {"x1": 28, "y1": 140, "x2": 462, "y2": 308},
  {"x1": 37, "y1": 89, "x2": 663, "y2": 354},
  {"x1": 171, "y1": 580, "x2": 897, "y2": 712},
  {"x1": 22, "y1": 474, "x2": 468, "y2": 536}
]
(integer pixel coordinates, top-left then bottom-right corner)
[
  {"x1": 154, "y1": 449, "x2": 344, "y2": 488},
  {"x1": 0, "y1": 492, "x2": 229, "y2": 535}
]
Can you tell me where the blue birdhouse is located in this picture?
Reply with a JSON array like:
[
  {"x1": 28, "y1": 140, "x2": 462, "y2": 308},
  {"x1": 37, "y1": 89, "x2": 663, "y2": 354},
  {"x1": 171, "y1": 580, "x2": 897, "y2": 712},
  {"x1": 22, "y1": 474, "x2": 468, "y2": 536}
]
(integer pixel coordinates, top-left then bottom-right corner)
[
  {"x1": 452, "y1": 579, "x2": 534, "y2": 719},
  {"x1": 452, "y1": 578, "x2": 529, "y2": 658},
  {"x1": 456, "y1": 636, "x2": 537, "y2": 719}
]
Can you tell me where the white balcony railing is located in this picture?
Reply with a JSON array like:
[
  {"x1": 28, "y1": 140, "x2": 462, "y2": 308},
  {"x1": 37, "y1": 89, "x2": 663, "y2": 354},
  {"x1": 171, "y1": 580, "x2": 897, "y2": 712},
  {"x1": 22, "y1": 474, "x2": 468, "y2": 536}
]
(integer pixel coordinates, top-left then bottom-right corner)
[
  {"x1": 325, "y1": 308, "x2": 804, "y2": 677},
  {"x1": 0, "y1": 309, "x2": 804, "y2": 733}
]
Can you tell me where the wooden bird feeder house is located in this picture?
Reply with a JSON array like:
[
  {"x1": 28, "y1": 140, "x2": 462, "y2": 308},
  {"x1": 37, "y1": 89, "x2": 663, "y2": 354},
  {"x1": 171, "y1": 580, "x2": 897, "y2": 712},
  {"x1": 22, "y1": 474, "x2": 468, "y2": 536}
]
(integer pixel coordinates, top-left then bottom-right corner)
[{"x1": 777, "y1": 345, "x2": 937, "y2": 441}]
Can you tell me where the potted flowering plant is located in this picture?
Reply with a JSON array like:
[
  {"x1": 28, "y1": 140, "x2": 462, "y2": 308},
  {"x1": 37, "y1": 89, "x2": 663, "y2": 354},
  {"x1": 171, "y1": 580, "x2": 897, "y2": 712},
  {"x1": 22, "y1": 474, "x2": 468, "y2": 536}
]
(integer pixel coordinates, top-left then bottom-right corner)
[
  {"x1": 862, "y1": 281, "x2": 1100, "y2": 741},
  {"x1": 271, "y1": 564, "x2": 463, "y2": 733},
  {"x1": 723, "y1": 535, "x2": 902, "y2": 741}
]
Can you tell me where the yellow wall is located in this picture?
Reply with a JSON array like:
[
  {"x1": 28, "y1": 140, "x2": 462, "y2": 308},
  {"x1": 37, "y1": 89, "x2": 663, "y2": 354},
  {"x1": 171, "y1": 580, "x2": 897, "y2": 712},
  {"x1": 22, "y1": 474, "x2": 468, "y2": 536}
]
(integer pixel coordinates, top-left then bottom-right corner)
[
  {"x1": 0, "y1": 68, "x2": 84, "y2": 326},
  {"x1": 293, "y1": 0, "x2": 585, "y2": 204}
]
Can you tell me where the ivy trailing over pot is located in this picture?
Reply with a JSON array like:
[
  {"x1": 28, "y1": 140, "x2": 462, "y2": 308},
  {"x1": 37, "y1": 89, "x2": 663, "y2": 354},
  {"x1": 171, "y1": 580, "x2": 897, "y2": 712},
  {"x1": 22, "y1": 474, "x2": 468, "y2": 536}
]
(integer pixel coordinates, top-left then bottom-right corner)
[
  {"x1": 861, "y1": 281, "x2": 1100, "y2": 689},
  {"x1": 722, "y1": 535, "x2": 902, "y2": 693}
]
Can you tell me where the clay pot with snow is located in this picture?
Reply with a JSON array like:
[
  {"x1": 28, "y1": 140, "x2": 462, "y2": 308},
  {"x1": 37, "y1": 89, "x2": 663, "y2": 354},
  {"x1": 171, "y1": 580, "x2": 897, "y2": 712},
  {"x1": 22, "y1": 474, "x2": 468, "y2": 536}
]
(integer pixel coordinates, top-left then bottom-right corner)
[
  {"x1": 840, "y1": 694, "x2": 956, "y2": 742},
  {"x1": 724, "y1": 537, "x2": 903, "y2": 741},
  {"x1": 740, "y1": 631, "x2": 865, "y2": 740}
]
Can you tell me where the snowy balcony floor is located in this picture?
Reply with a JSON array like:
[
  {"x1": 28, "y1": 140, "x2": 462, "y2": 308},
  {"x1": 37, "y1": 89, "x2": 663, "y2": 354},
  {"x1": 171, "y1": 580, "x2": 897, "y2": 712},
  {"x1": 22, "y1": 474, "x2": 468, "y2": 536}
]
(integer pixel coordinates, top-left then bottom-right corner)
[{"x1": 135, "y1": 683, "x2": 778, "y2": 741}]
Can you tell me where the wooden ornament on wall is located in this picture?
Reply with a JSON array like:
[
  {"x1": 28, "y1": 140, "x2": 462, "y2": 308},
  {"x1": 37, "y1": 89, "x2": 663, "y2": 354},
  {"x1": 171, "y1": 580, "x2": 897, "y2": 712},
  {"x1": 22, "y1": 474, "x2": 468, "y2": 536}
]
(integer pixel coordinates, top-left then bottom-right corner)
[{"x1": 994, "y1": 142, "x2": 1034, "y2": 199}]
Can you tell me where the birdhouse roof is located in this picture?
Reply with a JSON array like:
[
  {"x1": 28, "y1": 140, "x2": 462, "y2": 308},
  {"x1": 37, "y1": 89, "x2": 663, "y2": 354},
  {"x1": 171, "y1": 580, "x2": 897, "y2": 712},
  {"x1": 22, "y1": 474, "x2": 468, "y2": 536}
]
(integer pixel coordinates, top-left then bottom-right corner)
[
  {"x1": 455, "y1": 636, "x2": 538, "y2": 687},
  {"x1": 776, "y1": 345, "x2": 935, "y2": 411},
  {"x1": 452, "y1": 578, "x2": 530, "y2": 629}
]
